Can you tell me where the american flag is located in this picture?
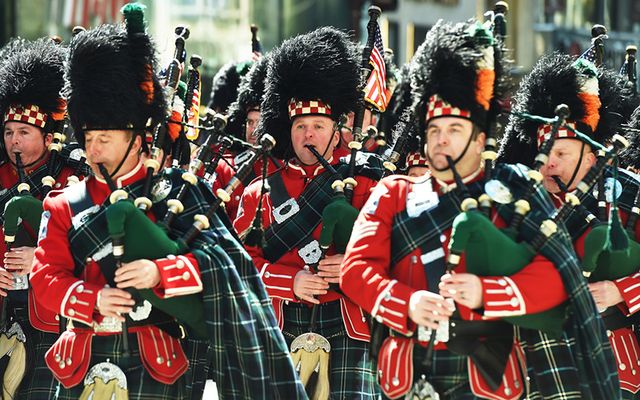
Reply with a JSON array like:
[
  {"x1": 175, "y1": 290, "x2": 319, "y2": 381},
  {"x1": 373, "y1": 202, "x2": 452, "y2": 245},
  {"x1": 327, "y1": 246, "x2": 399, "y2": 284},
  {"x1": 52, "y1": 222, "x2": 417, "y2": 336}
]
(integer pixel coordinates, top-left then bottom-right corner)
[
  {"x1": 364, "y1": 22, "x2": 390, "y2": 112},
  {"x1": 579, "y1": 45, "x2": 598, "y2": 65}
]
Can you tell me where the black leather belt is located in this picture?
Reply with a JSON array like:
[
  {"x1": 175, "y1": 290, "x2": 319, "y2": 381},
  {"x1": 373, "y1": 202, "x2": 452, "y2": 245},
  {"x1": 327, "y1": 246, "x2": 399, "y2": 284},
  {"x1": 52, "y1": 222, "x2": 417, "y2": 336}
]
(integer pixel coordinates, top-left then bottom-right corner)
[
  {"x1": 76, "y1": 307, "x2": 185, "y2": 339},
  {"x1": 601, "y1": 307, "x2": 633, "y2": 331},
  {"x1": 450, "y1": 318, "x2": 513, "y2": 338}
]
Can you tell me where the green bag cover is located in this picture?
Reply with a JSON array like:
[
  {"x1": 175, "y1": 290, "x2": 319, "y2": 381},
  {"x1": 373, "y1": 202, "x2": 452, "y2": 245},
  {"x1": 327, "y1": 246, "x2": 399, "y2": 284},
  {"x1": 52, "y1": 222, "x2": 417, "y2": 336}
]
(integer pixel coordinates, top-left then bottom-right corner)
[
  {"x1": 582, "y1": 221, "x2": 640, "y2": 282},
  {"x1": 3, "y1": 195, "x2": 44, "y2": 243},
  {"x1": 105, "y1": 200, "x2": 207, "y2": 338},
  {"x1": 319, "y1": 193, "x2": 359, "y2": 253},
  {"x1": 449, "y1": 210, "x2": 567, "y2": 337}
]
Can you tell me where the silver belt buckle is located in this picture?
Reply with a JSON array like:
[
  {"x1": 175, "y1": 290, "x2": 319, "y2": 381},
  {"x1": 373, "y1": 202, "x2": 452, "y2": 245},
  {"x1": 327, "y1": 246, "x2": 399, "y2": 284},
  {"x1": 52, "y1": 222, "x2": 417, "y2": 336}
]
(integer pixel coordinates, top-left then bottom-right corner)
[{"x1": 92, "y1": 317, "x2": 123, "y2": 333}]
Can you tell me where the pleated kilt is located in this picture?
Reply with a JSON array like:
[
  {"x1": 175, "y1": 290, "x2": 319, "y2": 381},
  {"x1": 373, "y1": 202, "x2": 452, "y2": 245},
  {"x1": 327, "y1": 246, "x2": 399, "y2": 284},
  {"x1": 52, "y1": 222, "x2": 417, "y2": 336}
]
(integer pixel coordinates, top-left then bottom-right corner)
[
  {"x1": 12, "y1": 305, "x2": 58, "y2": 400},
  {"x1": 518, "y1": 328, "x2": 583, "y2": 400},
  {"x1": 282, "y1": 300, "x2": 378, "y2": 399},
  {"x1": 403, "y1": 346, "x2": 483, "y2": 400},
  {"x1": 53, "y1": 332, "x2": 187, "y2": 400}
]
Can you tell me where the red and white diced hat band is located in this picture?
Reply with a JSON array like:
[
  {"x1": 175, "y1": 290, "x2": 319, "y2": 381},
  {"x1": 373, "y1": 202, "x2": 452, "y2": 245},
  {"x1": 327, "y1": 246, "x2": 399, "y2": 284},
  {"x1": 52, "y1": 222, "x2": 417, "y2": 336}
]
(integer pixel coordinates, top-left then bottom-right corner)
[
  {"x1": 287, "y1": 98, "x2": 332, "y2": 119},
  {"x1": 536, "y1": 121, "x2": 577, "y2": 148},
  {"x1": 426, "y1": 94, "x2": 471, "y2": 121},
  {"x1": 406, "y1": 152, "x2": 429, "y2": 168},
  {"x1": 4, "y1": 103, "x2": 47, "y2": 129}
]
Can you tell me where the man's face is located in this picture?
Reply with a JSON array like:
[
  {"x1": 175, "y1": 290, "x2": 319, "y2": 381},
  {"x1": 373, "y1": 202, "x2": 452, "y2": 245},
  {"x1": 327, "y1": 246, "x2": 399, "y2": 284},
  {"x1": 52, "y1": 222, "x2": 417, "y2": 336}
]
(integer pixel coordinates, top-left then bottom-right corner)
[
  {"x1": 407, "y1": 165, "x2": 429, "y2": 178},
  {"x1": 339, "y1": 109, "x2": 377, "y2": 149},
  {"x1": 540, "y1": 138, "x2": 596, "y2": 193},
  {"x1": 425, "y1": 117, "x2": 484, "y2": 179},
  {"x1": 3, "y1": 121, "x2": 51, "y2": 166},
  {"x1": 84, "y1": 130, "x2": 141, "y2": 179},
  {"x1": 245, "y1": 110, "x2": 261, "y2": 145},
  {"x1": 290, "y1": 115, "x2": 339, "y2": 164}
]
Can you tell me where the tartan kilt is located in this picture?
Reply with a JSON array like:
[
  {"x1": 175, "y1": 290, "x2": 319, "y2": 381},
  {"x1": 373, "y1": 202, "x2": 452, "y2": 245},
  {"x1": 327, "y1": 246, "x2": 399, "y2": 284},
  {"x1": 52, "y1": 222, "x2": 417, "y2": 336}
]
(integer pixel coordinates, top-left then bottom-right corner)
[
  {"x1": 183, "y1": 338, "x2": 213, "y2": 400},
  {"x1": 414, "y1": 347, "x2": 482, "y2": 400},
  {"x1": 621, "y1": 389, "x2": 640, "y2": 400},
  {"x1": 378, "y1": 345, "x2": 482, "y2": 400},
  {"x1": 53, "y1": 332, "x2": 187, "y2": 400},
  {"x1": 11, "y1": 305, "x2": 58, "y2": 400},
  {"x1": 517, "y1": 328, "x2": 582, "y2": 400},
  {"x1": 282, "y1": 300, "x2": 378, "y2": 399}
]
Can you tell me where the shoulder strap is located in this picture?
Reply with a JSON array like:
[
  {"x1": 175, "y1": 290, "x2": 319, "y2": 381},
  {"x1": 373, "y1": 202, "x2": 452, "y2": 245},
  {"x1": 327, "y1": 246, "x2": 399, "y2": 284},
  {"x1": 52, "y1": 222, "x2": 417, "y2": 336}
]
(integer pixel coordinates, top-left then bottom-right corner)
[{"x1": 262, "y1": 165, "x2": 346, "y2": 263}]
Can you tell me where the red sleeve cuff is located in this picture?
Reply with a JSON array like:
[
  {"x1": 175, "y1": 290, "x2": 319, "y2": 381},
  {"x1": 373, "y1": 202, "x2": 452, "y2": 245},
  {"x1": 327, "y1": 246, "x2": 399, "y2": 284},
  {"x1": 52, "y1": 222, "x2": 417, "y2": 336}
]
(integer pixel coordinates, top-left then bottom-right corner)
[
  {"x1": 258, "y1": 262, "x2": 299, "y2": 302},
  {"x1": 481, "y1": 277, "x2": 526, "y2": 317},
  {"x1": 371, "y1": 280, "x2": 415, "y2": 335},
  {"x1": 153, "y1": 253, "x2": 203, "y2": 298},
  {"x1": 614, "y1": 272, "x2": 640, "y2": 315},
  {"x1": 60, "y1": 280, "x2": 103, "y2": 325}
]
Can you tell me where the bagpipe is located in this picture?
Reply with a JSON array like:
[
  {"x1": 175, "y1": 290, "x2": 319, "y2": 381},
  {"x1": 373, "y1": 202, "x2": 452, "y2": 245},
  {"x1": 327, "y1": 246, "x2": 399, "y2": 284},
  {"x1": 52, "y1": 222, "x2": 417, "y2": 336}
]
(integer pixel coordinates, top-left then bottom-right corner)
[
  {"x1": 0, "y1": 153, "x2": 31, "y2": 400},
  {"x1": 425, "y1": 104, "x2": 628, "y2": 391},
  {"x1": 578, "y1": 160, "x2": 640, "y2": 283},
  {"x1": 577, "y1": 37, "x2": 640, "y2": 284},
  {"x1": 448, "y1": 104, "x2": 629, "y2": 332},
  {"x1": 100, "y1": 119, "x2": 277, "y2": 348}
]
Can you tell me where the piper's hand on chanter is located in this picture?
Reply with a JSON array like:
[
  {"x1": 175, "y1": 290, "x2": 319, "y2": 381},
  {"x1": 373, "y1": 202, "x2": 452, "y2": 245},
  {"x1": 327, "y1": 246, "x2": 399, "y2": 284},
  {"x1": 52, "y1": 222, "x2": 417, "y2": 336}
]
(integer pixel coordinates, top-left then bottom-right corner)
[
  {"x1": 408, "y1": 290, "x2": 454, "y2": 331},
  {"x1": 293, "y1": 269, "x2": 329, "y2": 304},
  {"x1": 0, "y1": 268, "x2": 14, "y2": 296},
  {"x1": 115, "y1": 259, "x2": 161, "y2": 290},
  {"x1": 439, "y1": 273, "x2": 483, "y2": 310},
  {"x1": 4, "y1": 246, "x2": 35, "y2": 276},
  {"x1": 96, "y1": 287, "x2": 135, "y2": 321},
  {"x1": 588, "y1": 280, "x2": 624, "y2": 310},
  {"x1": 317, "y1": 253, "x2": 343, "y2": 284}
]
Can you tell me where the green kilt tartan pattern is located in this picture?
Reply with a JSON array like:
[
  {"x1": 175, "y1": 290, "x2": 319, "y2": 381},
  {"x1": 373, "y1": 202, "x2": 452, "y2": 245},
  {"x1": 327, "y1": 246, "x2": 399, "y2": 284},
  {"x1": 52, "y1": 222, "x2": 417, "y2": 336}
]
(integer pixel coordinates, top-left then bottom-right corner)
[
  {"x1": 183, "y1": 338, "x2": 213, "y2": 400},
  {"x1": 282, "y1": 300, "x2": 378, "y2": 399},
  {"x1": 517, "y1": 328, "x2": 582, "y2": 400},
  {"x1": 53, "y1": 332, "x2": 187, "y2": 400},
  {"x1": 10, "y1": 305, "x2": 58, "y2": 400},
  {"x1": 380, "y1": 346, "x2": 482, "y2": 400}
]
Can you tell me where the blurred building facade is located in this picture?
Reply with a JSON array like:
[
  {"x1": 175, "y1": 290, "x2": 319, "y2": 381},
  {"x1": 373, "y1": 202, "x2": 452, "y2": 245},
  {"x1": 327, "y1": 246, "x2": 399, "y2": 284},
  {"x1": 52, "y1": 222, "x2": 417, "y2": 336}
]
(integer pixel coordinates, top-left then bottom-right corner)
[{"x1": 2, "y1": 0, "x2": 640, "y2": 99}]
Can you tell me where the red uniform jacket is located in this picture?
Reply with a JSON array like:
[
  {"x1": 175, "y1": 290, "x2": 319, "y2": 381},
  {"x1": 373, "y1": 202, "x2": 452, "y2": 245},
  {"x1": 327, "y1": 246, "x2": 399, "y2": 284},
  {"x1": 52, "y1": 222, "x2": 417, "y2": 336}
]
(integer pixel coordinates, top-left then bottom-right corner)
[
  {"x1": 210, "y1": 151, "x2": 281, "y2": 222},
  {"x1": 30, "y1": 162, "x2": 204, "y2": 387},
  {"x1": 563, "y1": 193, "x2": 640, "y2": 394},
  {"x1": 0, "y1": 155, "x2": 77, "y2": 333},
  {"x1": 341, "y1": 173, "x2": 568, "y2": 399},
  {"x1": 233, "y1": 158, "x2": 377, "y2": 341}
]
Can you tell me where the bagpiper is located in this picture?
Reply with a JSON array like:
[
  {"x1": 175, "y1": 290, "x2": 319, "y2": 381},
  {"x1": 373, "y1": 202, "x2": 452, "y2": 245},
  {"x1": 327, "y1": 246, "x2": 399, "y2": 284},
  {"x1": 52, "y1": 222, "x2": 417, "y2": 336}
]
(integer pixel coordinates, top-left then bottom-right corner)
[
  {"x1": 0, "y1": 36, "x2": 89, "y2": 399},
  {"x1": 233, "y1": 26, "x2": 383, "y2": 399},
  {"x1": 214, "y1": 55, "x2": 281, "y2": 221},
  {"x1": 341, "y1": 20, "x2": 619, "y2": 400},
  {"x1": 500, "y1": 52, "x2": 640, "y2": 399},
  {"x1": 30, "y1": 4, "x2": 305, "y2": 399}
]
